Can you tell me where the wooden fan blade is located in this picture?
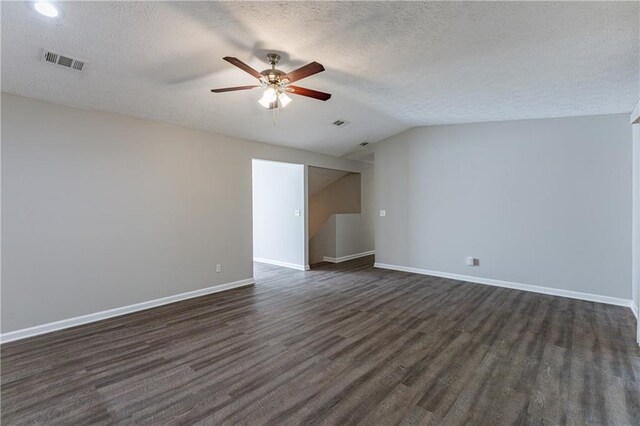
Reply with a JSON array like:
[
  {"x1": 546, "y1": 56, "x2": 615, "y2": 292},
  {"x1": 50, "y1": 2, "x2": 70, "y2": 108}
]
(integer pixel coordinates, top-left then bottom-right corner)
[
  {"x1": 283, "y1": 62, "x2": 325, "y2": 83},
  {"x1": 223, "y1": 57, "x2": 263, "y2": 80},
  {"x1": 210, "y1": 85, "x2": 259, "y2": 93},
  {"x1": 286, "y1": 85, "x2": 331, "y2": 101}
]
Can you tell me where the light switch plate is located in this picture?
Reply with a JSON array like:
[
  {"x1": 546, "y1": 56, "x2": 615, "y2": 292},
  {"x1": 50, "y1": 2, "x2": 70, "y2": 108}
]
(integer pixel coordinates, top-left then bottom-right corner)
[
  {"x1": 294, "y1": 210, "x2": 300, "y2": 216},
  {"x1": 380, "y1": 210, "x2": 386, "y2": 217}
]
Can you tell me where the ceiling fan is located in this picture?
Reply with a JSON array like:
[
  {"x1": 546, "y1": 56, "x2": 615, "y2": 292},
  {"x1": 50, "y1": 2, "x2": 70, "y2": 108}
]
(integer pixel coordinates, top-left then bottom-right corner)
[{"x1": 211, "y1": 53, "x2": 331, "y2": 110}]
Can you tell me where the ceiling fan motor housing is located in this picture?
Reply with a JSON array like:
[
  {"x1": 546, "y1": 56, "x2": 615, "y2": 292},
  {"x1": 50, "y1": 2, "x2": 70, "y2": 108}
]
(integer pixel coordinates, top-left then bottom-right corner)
[
  {"x1": 260, "y1": 68, "x2": 288, "y2": 84},
  {"x1": 261, "y1": 54, "x2": 288, "y2": 85}
]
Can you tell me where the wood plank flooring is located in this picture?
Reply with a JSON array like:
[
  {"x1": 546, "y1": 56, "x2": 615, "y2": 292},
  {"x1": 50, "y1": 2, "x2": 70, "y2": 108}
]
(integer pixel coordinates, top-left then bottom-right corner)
[{"x1": 2, "y1": 256, "x2": 639, "y2": 425}]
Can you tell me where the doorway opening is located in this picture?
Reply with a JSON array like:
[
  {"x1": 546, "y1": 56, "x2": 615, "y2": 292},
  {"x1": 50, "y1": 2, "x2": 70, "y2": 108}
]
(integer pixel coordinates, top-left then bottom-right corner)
[
  {"x1": 252, "y1": 159, "x2": 307, "y2": 272},
  {"x1": 308, "y1": 166, "x2": 371, "y2": 267}
]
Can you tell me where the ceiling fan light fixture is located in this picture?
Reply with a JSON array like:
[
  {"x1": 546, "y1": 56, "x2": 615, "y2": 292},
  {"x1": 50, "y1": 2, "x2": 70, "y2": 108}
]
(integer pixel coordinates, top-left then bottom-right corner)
[
  {"x1": 258, "y1": 86, "x2": 278, "y2": 108},
  {"x1": 32, "y1": 1, "x2": 60, "y2": 18},
  {"x1": 278, "y1": 91, "x2": 292, "y2": 108}
]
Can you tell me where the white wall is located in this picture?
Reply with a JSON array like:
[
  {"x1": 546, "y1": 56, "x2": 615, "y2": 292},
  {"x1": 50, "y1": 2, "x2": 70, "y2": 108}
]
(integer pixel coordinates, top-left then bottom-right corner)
[
  {"x1": 252, "y1": 160, "x2": 305, "y2": 269},
  {"x1": 374, "y1": 114, "x2": 632, "y2": 301},
  {"x1": 1, "y1": 93, "x2": 374, "y2": 333}
]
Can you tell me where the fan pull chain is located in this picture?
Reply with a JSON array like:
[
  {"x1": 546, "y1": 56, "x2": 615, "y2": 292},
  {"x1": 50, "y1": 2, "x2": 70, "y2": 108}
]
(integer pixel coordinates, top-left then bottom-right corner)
[{"x1": 272, "y1": 96, "x2": 282, "y2": 126}]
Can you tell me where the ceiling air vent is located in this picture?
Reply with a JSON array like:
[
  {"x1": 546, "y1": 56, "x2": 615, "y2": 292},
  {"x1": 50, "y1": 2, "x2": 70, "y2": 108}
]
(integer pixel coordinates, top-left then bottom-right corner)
[
  {"x1": 41, "y1": 49, "x2": 87, "y2": 72},
  {"x1": 332, "y1": 119, "x2": 350, "y2": 127},
  {"x1": 359, "y1": 142, "x2": 369, "y2": 147}
]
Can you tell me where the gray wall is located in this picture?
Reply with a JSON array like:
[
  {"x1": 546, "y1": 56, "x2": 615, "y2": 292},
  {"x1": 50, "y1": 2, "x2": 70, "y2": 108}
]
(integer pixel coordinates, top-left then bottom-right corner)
[
  {"x1": 309, "y1": 214, "x2": 372, "y2": 264},
  {"x1": 309, "y1": 215, "x2": 337, "y2": 264},
  {"x1": 374, "y1": 114, "x2": 632, "y2": 299},
  {"x1": 335, "y1": 214, "x2": 371, "y2": 258},
  {"x1": 1, "y1": 93, "x2": 374, "y2": 333},
  {"x1": 252, "y1": 160, "x2": 305, "y2": 267}
]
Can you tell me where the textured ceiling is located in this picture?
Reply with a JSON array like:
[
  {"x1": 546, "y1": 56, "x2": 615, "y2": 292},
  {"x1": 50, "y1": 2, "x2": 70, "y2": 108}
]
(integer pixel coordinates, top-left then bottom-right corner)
[{"x1": 2, "y1": 1, "x2": 638, "y2": 157}]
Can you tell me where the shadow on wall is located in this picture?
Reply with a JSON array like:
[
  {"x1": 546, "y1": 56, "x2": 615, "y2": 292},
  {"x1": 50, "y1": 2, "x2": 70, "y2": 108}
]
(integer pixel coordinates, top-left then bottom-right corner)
[
  {"x1": 308, "y1": 167, "x2": 361, "y2": 238},
  {"x1": 308, "y1": 166, "x2": 363, "y2": 264}
]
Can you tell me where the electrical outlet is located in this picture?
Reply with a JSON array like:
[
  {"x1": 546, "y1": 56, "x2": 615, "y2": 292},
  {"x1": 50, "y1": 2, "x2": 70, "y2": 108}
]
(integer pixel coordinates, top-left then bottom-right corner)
[
  {"x1": 294, "y1": 209, "x2": 301, "y2": 216},
  {"x1": 380, "y1": 210, "x2": 386, "y2": 217},
  {"x1": 216, "y1": 264, "x2": 221, "y2": 273}
]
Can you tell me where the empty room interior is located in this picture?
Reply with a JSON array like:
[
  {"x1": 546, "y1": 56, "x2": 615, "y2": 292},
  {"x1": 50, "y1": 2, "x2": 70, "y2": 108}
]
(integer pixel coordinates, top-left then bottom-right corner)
[{"x1": 1, "y1": 1, "x2": 640, "y2": 424}]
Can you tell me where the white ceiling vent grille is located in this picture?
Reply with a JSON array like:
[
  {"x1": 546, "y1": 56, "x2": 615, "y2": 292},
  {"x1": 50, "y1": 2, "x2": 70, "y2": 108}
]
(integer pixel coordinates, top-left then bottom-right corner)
[{"x1": 41, "y1": 49, "x2": 87, "y2": 72}]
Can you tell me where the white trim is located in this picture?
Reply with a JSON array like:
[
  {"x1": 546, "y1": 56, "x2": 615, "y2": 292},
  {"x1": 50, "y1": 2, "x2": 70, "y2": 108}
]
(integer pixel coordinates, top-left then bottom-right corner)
[
  {"x1": 632, "y1": 303, "x2": 638, "y2": 320},
  {"x1": 374, "y1": 262, "x2": 634, "y2": 309},
  {"x1": 253, "y1": 257, "x2": 309, "y2": 271},
  {"x1": 323, "y1": 250, "x2": 375, "y2": 263},
  {"x1": 0, "y1": 278, "x2": 255, "y2": 344}
]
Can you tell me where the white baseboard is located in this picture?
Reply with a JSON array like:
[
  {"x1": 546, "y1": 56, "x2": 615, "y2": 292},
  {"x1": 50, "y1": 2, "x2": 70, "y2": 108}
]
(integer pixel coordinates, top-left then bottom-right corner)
[
  {"x1": 254, "y1": 258, "x2": 309, "y2": 271},
  {"x1": 633, "y1": 304, "x2": 640, "y2": 347},
  {"x1": 324, "y1": 250, "x2": 375, "y2": 264},
  {"x1": 374, "y1": 262, "x2": 634, "y2": 309},
  {"x1": 0, "y1": 278, "x2": 255, "y2": 344}
]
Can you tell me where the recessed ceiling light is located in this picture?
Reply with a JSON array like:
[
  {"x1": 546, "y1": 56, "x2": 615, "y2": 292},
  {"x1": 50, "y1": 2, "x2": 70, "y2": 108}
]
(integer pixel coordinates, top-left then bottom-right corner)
[{"x1": 33, "y1": 2, "x2": 60, "y2": 18}]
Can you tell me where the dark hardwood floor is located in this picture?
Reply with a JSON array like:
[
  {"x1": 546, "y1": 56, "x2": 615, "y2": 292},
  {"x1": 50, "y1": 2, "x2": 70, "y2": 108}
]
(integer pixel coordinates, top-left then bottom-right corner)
[{"x1": 2, "y1": 256, "x2": 639, "y2": 425}]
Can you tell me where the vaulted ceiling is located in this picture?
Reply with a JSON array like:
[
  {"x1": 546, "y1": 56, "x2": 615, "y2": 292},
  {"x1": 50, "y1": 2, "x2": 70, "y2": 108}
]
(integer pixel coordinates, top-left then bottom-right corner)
[{"x1": 2, "y1": 1, "x2": 638, "y2": 157}]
